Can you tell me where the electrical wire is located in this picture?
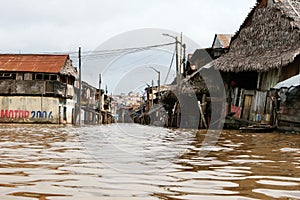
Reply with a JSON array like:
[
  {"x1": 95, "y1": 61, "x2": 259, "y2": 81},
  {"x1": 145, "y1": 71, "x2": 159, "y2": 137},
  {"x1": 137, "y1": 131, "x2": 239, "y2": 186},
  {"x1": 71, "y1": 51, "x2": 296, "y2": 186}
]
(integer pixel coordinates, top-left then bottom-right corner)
[
  {"x1": 0, "y1": 42, "x2": 175, "y2": 62},
  {"x1": 164, "y1": 48, "x2": 176, "y2": 84}
]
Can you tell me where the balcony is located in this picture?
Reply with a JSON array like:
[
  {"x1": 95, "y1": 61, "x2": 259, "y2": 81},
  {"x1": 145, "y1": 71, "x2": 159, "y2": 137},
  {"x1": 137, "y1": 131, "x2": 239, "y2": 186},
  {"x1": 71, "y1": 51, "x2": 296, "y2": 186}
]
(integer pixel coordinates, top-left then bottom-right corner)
[{"x1": 0, "y1": 80, "x2": 74, "y2": 98}]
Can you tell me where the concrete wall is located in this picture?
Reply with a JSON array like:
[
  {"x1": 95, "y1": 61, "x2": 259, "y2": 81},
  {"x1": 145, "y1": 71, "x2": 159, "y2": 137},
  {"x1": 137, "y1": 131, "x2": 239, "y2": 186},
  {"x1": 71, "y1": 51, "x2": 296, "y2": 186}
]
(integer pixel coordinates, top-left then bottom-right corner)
[
  {"x1": 64, "y1": 99, "x2": 76, "y2": 124},
  {"x1": 0, "y1": 96, "x2": 59, "y2": 123}
]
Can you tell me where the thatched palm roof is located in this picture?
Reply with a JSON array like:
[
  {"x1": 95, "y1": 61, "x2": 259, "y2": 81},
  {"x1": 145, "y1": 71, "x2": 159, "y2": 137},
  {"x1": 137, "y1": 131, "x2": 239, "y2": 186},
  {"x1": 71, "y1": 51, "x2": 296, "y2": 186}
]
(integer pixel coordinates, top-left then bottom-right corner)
[{"x1": 214, "y1": 0, "x2": 300, "y2": 72}]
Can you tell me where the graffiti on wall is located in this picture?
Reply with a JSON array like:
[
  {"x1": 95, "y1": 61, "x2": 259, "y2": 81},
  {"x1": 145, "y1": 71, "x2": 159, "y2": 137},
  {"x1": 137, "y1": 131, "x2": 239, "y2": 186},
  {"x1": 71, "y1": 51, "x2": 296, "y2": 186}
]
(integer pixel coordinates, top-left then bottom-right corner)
[{"x1": 0, "y1": 110, "x2": 54, "y2": 119}]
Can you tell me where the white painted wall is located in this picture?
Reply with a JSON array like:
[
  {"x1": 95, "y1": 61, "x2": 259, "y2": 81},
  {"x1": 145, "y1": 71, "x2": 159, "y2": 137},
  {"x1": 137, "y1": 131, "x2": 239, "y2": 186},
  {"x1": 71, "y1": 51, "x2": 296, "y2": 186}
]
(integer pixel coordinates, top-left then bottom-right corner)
[
  {"x1": 65, "y1": 99, "x2": 76, "y2": 124},
  {"x1": 0, "y1": 96, "x2": 59, "y2": 123}
]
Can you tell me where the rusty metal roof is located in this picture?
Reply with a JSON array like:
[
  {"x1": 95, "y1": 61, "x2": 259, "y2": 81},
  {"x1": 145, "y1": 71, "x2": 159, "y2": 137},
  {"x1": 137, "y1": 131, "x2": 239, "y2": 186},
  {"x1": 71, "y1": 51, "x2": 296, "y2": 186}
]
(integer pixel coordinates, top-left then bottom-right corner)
[
  {"x1": 218, "y1": 34, "x2": 233, "y2": 48},
  {"x1": 212, "y1": 34, "x2": 233, "y2": 49},
  {"x1": 0, "y1": 54, "x2": 69, "y2": 73}
]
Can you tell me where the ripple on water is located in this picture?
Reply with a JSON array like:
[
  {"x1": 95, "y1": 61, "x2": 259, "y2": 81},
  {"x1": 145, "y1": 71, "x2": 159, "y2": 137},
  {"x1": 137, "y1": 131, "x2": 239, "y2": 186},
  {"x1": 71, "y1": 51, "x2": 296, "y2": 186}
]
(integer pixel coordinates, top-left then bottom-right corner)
[{"x1": 0, "y1": 124, "x2": 299, "y2": 200}]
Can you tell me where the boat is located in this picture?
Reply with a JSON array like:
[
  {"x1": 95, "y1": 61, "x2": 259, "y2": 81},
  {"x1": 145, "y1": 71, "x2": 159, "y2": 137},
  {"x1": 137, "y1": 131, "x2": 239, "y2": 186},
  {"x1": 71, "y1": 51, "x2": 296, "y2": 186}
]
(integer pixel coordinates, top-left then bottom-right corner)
[{"x1": 239, "y1": 125, "x2": 276, "y2": 133}]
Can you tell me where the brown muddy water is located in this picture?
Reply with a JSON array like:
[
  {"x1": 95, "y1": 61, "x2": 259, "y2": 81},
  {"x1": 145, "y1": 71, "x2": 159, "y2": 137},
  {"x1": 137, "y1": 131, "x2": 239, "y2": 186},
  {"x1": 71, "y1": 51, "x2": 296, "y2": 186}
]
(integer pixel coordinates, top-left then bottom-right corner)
[{"x1": 0, "y1": 123, "x2": 299, "y2": 200}]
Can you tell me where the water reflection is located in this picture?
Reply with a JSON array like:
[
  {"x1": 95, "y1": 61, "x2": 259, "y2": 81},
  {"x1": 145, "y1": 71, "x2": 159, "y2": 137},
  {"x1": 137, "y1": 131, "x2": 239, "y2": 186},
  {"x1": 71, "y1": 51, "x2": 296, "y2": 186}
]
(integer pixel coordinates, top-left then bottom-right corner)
[{"x1": 0, "y1": 124, "x2": 299, "y2": 199}]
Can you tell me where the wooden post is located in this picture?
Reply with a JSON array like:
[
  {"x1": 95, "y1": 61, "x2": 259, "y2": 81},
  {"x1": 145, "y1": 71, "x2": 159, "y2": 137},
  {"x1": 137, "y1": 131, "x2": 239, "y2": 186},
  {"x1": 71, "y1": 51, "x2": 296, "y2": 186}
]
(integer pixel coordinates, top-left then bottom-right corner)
[
  {"x1": 180, "y1": 32, "x2": 183, "y2": 80},
  {"x1": 202, "y1": 94, "x2": 207, "y2": 128},
  {"x1": 171, "y1": 102, "x2": 177, "y2": 128},
  {"x1": 151, "y1": 80, "x2": 154, "y2": 108},
  {"x1": 78, "y1": 47, "x2": 82, "y2": 126},
  {"x1": 146, "y1": 86, "x2": 150, "y2": 112},
  {"x1": 175, "y1": 37, "x2": 179, "y2": 95},
  {"x1": 198, "y1": 96, "x2": 207, "y2": 129},
  {"x1": 227, "y1": 79, "x2": 232, "y2": 115},
  {"x1": 176, "y1": 102, "x2": 180, "y2": 128},
  {"x1": 98, "y1": 74, "x2": 102, "y2": 125}
]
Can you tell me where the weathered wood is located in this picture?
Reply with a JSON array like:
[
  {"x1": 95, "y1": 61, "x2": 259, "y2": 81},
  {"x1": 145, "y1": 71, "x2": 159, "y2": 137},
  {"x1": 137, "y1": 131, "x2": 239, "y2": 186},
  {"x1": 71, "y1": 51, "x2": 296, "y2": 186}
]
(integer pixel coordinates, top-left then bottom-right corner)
[
  {"x1": 242, "y1": 94, "x2": 253, "y2": 120},
  {"x1": 278, "y1": 114, "x2": 300, "y2": 124},
  {"x1": 224, "y1": 116, "x2": 252, "y2": 129},
  {"x1": 278, "y1": 126, "x2": 300, "y2": 133},
  {"x1": 198, "y1": 100, "x2": 207, "y2": 129},
  {"x1": 239, "y1": 125, "x2": 275, "y2": 133},
  {"x1": 199, "y1": 94, "x2": 207, "y2": 128},
  {"x1": 252, "y1": 91, "x2": 267, "y2": 114},
  {"x1": 176, "y1": 102, "x2": 180, "y2": 128}
]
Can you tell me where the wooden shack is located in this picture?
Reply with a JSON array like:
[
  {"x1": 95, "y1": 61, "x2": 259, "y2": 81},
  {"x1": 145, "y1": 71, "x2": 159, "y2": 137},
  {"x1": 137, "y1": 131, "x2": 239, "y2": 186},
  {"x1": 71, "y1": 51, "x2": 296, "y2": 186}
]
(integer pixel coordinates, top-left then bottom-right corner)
[
  {"x1": 160, "y1": 34, "x2": 233, "y2": 129},
  {"x1": 212, "y1": 0, "x2": 300, "y2": 125},
  {"x1": 273, "y1": 74, "x2": 300, "y2": 132}
]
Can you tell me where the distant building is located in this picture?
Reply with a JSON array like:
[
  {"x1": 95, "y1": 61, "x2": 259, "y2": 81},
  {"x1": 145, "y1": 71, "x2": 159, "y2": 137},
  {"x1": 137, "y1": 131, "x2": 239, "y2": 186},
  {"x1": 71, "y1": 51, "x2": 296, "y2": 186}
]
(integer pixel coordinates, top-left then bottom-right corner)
[
  {"x1": 112, "y1": 92, "x2": 142, "y2": 123},
  {"x1": 80, "y1": 81, "x2": 114, "y2": 125},
  {"x1": 0, "y1": 54, "x2": 77, "y2": 124},
  {"x1": 81, "y1": 81, "x2": 99, "y2": 124}
]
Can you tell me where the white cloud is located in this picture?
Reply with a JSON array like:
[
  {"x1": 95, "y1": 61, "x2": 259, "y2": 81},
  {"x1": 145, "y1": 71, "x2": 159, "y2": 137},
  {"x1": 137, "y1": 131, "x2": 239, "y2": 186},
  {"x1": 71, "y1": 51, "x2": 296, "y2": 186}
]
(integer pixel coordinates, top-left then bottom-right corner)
[
  {"x1": 0, "y1": 0, "x2": 256, "y2": 52},
  {"x1": 0, "y1": 0, "x2": 257, "y2": 94}
]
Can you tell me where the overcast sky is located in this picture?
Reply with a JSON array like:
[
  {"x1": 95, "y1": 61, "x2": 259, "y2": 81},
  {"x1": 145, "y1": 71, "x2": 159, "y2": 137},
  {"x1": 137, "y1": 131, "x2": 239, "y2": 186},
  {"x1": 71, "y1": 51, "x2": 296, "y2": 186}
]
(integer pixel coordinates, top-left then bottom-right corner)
[
  {"x1": 0, "y1": 0, "x2": 257, "y2": 94},
  {"x1": 0, "y1": 0, "x2": 256, "y2": 53}
]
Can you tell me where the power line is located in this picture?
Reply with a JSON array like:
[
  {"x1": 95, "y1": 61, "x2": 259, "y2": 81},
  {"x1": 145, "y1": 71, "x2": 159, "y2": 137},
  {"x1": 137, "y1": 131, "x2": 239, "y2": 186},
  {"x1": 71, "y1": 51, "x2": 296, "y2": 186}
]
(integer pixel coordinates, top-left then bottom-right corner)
[
  {"x1": 1, "y1": 42, "x2": 175, "y2": 56},
  {"x1": 78, "y1": 42, "x2": 175, "y2": 55},
  {"x1": 79, "y1": 42, "x2": 175, "y2": 60},
  {"x1": 104, "y1": 49, "x2": 168, "y2": 72},
  {"x1": 0, "y1": 42, "x2": 176, "y2": 62}
]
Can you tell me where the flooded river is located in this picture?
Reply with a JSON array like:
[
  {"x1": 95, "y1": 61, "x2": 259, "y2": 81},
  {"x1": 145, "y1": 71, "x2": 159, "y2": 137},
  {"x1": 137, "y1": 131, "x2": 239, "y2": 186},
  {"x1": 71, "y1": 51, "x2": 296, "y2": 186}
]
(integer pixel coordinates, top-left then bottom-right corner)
[{"x1": 0, "y1": 124, "x2": 299, "y2": 200}]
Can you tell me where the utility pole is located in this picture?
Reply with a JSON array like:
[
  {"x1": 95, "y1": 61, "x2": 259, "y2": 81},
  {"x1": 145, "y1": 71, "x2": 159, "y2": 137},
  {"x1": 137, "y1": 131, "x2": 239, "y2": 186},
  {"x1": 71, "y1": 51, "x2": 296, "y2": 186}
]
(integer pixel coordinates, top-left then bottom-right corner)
[
  {"x1": 98, "y1": 74, "x2": 102, "y2": 125},
  {"x1": 148, "y1": 66, "x2": 160, "y2": 100},
  {"x1": 180, "y1": 32, "x2": 183, "y2": 80},
  {"x1": 157, "y1": 71, "x2": 160, "y2": 100},
  {"x1": 146, "y1": 84, "x2": 150, "y2": 112},
  {"x1": 175, "y1": 36, "x2": 179, "y2": 94},
  {"x1": 183, "y1": 44, "x2": 186, "y2": 77},
  {"x1": 162, "y1": 33, "x2": 180, "y2": 95},
  {"x1": 151, "y1": 80, "x2": 154, "y2": 107},
  {"x1": 179, "y1": 33, "x2": 184, "y2": 93},
  {"x1": 78, "y1": 47, "x2": 82, "y2": 126}
]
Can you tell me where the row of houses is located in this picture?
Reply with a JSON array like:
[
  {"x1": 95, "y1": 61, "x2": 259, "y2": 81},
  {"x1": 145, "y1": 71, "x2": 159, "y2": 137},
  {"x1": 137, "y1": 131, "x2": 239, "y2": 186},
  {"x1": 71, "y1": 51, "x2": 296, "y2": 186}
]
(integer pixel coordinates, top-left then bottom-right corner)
[
  {"x1": 112, "y1": 92, "x2": 143, "y2": 123},
  {"x1": 212, "y1": 0, "x2": 300, "y2": 132},
  {"x1": 138, "y1": 0, "x2": 300, "y2": 132},
  {"x1": 2, "y1": 0, "x2": 298, "y2": 131},
  {"x1": 0, "y1": 54, "x2": 113, "y2": 124}
]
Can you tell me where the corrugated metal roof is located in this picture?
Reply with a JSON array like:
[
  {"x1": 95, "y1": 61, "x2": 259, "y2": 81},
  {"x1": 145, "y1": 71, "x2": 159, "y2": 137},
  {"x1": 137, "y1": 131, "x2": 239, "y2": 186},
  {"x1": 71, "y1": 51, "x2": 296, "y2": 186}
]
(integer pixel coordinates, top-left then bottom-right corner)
[
  {"x1": 273, "y1": 74, "x2": 300, "y2": 89},
  {"x1": 0, "y1": 54, "x2": 69, "y2": 73}
]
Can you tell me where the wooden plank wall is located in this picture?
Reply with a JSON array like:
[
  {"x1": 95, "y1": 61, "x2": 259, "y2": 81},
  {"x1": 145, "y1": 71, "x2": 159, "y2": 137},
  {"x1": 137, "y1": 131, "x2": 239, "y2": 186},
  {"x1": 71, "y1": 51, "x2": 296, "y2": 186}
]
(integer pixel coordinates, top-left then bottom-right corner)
[{"x1": 278, "y1": 87, "x2": 300, "y2": 131}]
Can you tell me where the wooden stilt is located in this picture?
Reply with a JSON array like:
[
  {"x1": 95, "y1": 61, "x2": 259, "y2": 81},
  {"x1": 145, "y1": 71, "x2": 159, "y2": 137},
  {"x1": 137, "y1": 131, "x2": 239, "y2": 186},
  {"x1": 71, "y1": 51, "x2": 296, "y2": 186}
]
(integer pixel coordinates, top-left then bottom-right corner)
[{"x1": 198, "y1": 95, "x2": 207, "y2": 129}]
